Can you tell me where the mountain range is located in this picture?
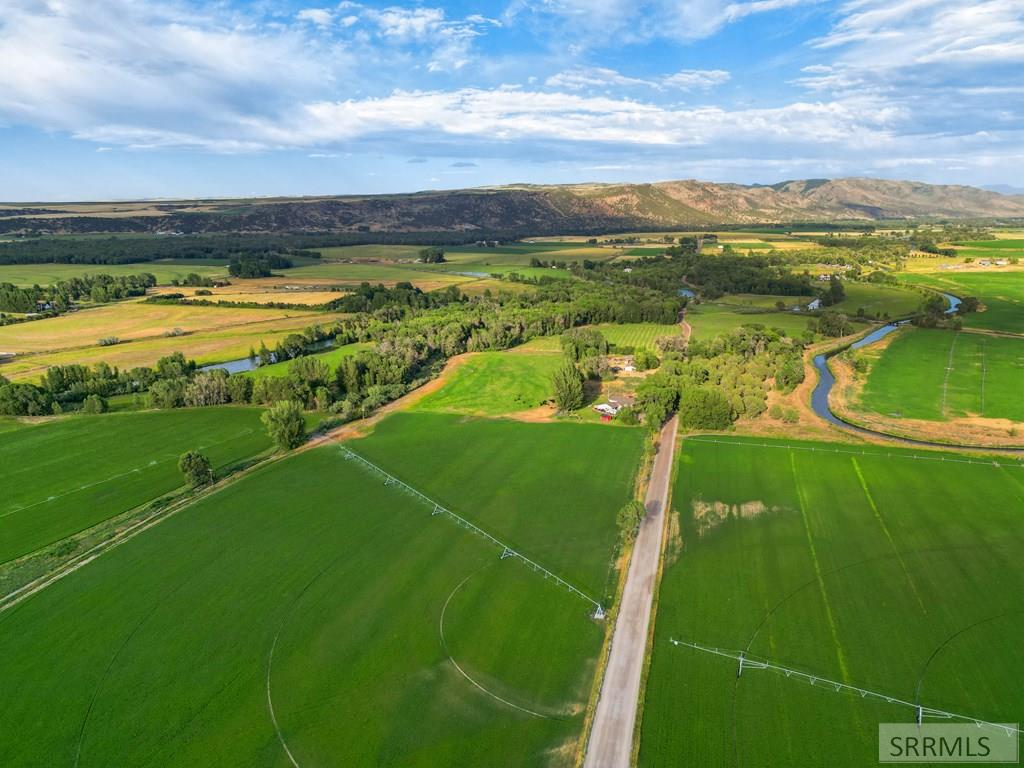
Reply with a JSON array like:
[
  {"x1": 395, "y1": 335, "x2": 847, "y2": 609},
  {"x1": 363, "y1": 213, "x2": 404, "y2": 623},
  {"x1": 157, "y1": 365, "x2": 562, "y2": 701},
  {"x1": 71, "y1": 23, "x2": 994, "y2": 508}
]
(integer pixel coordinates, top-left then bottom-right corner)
[{"x1": 2, "y1": 178, "x2": 1023, "y2": 236}]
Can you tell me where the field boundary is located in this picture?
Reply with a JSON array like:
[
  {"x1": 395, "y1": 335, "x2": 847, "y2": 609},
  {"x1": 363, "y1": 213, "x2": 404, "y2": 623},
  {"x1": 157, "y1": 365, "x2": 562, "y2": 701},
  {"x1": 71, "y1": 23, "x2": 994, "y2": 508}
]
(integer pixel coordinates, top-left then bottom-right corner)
[{"x1": 340, "y1": 447, "x2": 605, "y2": 616}]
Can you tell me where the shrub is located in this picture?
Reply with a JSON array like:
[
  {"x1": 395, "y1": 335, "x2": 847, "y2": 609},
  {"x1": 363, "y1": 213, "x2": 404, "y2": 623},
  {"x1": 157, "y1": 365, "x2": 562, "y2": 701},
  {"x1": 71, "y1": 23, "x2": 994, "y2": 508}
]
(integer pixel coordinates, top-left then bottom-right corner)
[
  {"x1": 262, "y1": 400, "x2": 306, "y2": 450},
  {"x1": 616, "y1": 500, "x2": 646, "y2": 540},
  {"x1": 551, "y1": 361, "x2": 585, "y2": 412},
  {"x1": 81, "y1": 394, "x2": 108, "y2": 414},
  {"x1": 178, "y1": 450, "x2": 214, "y2": 487},
  {"x1": 677, "y1": 387, "x2": 733, "y2": 430}
]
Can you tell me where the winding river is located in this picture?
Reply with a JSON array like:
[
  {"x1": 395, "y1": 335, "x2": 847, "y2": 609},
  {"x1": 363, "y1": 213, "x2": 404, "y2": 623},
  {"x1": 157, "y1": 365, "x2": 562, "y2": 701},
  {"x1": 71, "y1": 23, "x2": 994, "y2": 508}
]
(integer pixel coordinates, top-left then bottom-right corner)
[{"x1": 808, "y1": 292, "x2": 1021, "y2": 452}]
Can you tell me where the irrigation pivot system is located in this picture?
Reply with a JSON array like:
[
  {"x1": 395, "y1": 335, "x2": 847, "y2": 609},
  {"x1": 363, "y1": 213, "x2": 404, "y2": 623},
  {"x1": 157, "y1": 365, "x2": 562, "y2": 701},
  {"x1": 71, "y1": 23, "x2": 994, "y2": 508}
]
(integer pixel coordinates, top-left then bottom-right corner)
[
  {"x1": 341, "y1": 447, "x2": 606, "y2": 619},
  {"x1": 671, "y1": 638, "x2": 1021, "y2": 737}
]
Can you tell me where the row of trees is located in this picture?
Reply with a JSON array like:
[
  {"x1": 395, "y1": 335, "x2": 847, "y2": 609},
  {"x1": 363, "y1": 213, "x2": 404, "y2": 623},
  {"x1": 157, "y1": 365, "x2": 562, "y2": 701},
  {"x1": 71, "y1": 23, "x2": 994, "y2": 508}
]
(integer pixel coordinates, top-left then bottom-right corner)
[{"x1": 0, "y1": 272, "x2": 156, "y2": 313}]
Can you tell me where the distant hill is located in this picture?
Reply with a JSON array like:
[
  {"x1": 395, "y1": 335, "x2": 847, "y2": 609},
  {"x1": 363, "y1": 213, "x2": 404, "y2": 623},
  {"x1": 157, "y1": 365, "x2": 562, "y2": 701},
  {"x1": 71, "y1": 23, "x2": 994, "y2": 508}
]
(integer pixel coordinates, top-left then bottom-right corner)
[{"x1": 3, "y1": 177, "x2": 1024, "y2": 236}]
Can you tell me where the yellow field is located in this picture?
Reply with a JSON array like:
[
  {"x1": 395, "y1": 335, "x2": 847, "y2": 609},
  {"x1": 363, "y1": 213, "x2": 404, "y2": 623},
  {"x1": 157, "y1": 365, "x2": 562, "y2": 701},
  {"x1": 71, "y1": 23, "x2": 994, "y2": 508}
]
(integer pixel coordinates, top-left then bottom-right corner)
[
  {"x1": 2, "y1": 311, "x2": 350, "y2": 381},
  {"x1": 151, "y1": 284, "x2": 342, "y2": 306},
  {"x1": 0, "y1": 300, "x2": 320, "y2": 354}
]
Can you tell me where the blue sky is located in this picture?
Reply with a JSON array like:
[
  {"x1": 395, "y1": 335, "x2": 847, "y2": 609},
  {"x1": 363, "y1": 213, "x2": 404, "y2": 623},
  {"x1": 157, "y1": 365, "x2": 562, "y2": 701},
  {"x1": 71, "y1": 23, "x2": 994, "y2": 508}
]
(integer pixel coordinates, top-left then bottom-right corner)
[{"x1": 0, "y1": 0, "x2": 1021, "y2": 200}]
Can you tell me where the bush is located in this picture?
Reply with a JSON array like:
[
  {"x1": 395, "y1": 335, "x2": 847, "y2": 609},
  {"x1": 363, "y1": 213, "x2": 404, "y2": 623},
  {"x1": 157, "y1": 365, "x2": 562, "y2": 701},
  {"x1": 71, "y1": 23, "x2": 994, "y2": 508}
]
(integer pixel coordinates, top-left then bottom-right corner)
[
  {"x1": 551, "y1": 361, "x2": 585, "y2": 412},
  {"x1": 677, "y1": 387, "x2": 733, "y2": 430},
  {"x1": 262, "y1": 400, "x2": 306, "y2": 450},
  {"x1": 616, "y1": 500, "x2": 646, "y2": 540},
  {"x1": 616, "y1": 406, "x2": 639, "y2": 425},
  {"x1": 81, "y1": 394, "x2": 108, "y2": 414},
  {"x1": 178, "y1": 450, "x2": 214, "y2": 487}
]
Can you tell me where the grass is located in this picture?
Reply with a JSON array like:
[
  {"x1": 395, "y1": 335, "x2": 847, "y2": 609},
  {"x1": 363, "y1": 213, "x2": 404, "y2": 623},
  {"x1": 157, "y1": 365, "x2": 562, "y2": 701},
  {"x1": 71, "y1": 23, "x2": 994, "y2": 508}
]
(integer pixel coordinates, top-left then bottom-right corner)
[
  {"x1": 414, "y1": 352, "x2": 563, "y2": 415},
  {"x1": 899, "y1": 272, "x2": 1024, "y2": 334},
  {"x1": 639, "y1": 436, "x2": 1024, "y2": 767},
  {"x1": 0, "y1": 413, "x2": 642, "y2": 766},
  {"x1": 686, "y1": 303, "x2": 815, "y2": 341},
  {"x1": 858, "y1": 327, "x2": 1024, "y2": 422},
  {"x1": 593, "y1": 323, "x2": 681, "y2": 351},
  {"x1": 0, "y1": 262, "x2": 226, "y2": 287},
  {"x1": 0, "y1": 407, "x2": 272, "y2": 564},
  {"x1": 244, "y1": 342, "x2": 370, "y2": 380}
]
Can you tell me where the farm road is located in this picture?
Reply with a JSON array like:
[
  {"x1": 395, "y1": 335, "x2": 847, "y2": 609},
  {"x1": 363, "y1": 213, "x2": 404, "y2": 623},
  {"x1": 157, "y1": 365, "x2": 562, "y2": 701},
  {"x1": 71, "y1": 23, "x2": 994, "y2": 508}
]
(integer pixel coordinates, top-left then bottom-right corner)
[{"x1": 583, "y1": 415, "x2": 678, "y2": 768}]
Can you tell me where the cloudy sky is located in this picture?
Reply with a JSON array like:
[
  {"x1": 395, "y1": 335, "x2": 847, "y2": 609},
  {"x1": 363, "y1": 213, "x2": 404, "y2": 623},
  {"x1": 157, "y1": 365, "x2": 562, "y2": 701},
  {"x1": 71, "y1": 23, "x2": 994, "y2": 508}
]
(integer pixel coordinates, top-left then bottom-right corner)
[{"x1": 1, "y1": 0, "x2": 1021, "y2": 199}]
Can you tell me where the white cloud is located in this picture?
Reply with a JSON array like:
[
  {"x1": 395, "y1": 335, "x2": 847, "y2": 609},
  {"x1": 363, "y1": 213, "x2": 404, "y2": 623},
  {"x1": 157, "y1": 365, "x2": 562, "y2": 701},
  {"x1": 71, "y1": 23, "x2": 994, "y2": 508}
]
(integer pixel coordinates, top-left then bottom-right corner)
[
  {"x1": 295, "y1": 88, "x2": 902, "y2": 149},
  {"x1": 812, "y1": 0, "x2": 1024, "y2": 68},
  {"x1": 663, "y1": 69, "x2": 731, "y2": 90},
  {"x1": 507, "y1": 0, "x2": 814, "y2": 43},
  {"x1": 546, "y1": 67, "x2": 657, "y2": 90},
  {"x1": 297, "y1": 8, "x2": 334, "y2": 27},
  {"x1": 546, "y1": 66, "x2": 730, "y2": 92}
]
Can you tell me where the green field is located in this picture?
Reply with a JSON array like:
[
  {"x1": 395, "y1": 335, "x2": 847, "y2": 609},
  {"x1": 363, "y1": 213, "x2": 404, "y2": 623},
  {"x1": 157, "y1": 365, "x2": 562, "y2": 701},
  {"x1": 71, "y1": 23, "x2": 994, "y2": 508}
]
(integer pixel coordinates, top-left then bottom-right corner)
[
  {"x1": 0, "y1": 413, "x2": 642, "y2": 766},
  {"x1": 686, "y1": 303, "x2": 815, "y2": 341},
  {"x1": 314, "y1": 244, "x2": 425, "y2": 261},
  {"x1": 858, "y1": 328, "x2": 1024, "y2": 422},
  {"x1": 414, "y1": 351, "x2": 562, "y2": 415},
  {"x1": 593, "y1": 323, "x2": 681, "y2": 351},
  {"x1": 899, "y1": 272, "x2": 1024, "y2": 334},
  {"x1": 640, "y1": 436, "x2": 1024, "y2": 767},
  {"x1": 0, "y1": 408, "x2": 272, "y2": 563},
  {"x1": 0, "y1": 262, "x2": 227, "y2": 287},
  {"x1": 244, "y1": 342, "x2": 370, "y2": 380},
  {"x1": 833, "y1": 282, "x2": 923, "y2": 319}
]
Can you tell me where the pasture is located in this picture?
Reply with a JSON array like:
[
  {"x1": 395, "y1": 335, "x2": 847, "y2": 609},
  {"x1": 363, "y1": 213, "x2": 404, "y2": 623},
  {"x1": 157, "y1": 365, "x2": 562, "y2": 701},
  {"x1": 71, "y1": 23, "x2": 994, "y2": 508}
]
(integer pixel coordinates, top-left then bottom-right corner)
[
  {"x1": 0, "y1": 262, "x2": 226, "y2": 287},
  {"x1": 899, "y1": 272, "x2": 1024, "y2": 334},
  {"x1": 686, "y1": 303, "x2": 814, "y2": 341},
  {"x1": 639, "y1": 436, "x2": 1024, "y2": 767},
  {"x1": 0, "y1": 407, "x2": 272, "y2": 564},
  {"x1": 243, "y1": 342, "x2": 370, "y2": 380},
  {"x1": 0, "y1": 414, "x2": 642, "y2": 766},
  {"x1": 414, "y1": 351, "x2": 562, "y2": 416},
  {"x1": 857, "y1": 328, "x2": 1024, "y2": 422},
  {"x1": 833, "y1": 282, "x2": 922, "y2": 319}
]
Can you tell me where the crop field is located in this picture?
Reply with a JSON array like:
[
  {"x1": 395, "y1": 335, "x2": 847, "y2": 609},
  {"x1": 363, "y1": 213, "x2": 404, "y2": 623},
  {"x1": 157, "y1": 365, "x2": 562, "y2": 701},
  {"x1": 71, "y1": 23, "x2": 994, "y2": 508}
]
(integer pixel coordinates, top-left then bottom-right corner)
[
  {"x1": 686, "y1": 303, "x2": 814, "y2": 341},
  {"x1": 351, "y1": 413, "x2": 643, "y2": 595},
  {"x1": 414, "y1": 351, "x2": 562, "y2": 416},
  {"x1": 0, "y1": 414, "x2": 642, "y2": 766},
  {"x1": 899, "y1": 273, "x2": 1024, "y2": 334},
  {"x1": 0, "y1": 300, "x2": 317, "y2": 355},
  {"x1": 0, "y1": 262, "x2": 226, "y2": 287},
  {"x1": 148, "y1": 285, "x2": 343, "y2": 306},
  {"x1": 3, "y1": 311, "x2": 350, "y2": 381},
  {"x1": 0, "y1": 407, "x2": 272, "y2": 564},
  {"x1": 593, "y1": 323, "x2": 681, "y2": 351},
  {"x1": 282, "y1": 262, "x2": 478, "y2": 290},
  {"x1": 857, "y1": 328, "x2": 1024, "y2": 422},
  {"x1": 639, "y1": 436, "x2": 1024, "y2": 767},
  {"x1": 244, "y1": 342, "x2": 369, "y2": 380}
]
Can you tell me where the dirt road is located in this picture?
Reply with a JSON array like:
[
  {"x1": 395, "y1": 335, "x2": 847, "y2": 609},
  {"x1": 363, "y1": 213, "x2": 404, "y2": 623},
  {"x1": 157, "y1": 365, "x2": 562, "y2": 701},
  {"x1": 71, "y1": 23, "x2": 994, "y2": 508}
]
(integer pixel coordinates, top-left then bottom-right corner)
[{"x1": 583, "y1": 415, "x2": 679, "y2": 768}]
